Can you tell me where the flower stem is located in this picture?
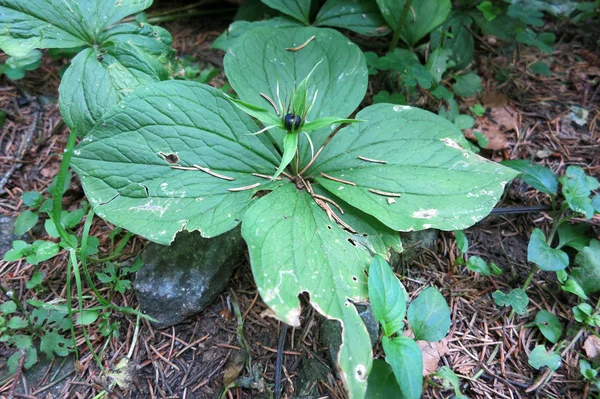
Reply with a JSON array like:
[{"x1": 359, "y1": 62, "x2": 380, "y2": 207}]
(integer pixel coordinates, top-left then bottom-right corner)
[{"x1": 388, "y1": 0, "x2": 413, "y2": 53}]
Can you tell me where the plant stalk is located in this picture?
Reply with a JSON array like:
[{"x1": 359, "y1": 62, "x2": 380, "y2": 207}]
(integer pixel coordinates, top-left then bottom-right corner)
[{"x1": 388, "y1": 0, "x2": 414, "y2": 53}]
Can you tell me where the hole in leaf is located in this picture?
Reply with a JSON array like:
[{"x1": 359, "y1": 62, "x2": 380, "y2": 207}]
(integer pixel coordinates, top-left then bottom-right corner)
[
  {"x1": 362, "y1": 233, "x2": 368, "y2": 237},
  {"x1": 352, "y1": 276, "x2": 358, "y2": 282},
  {"x1": 159, "y1": 152, "x2": 179, "y2": 164},
  {"x1": 141, "y1": 184, "x2": 150, "y2": 198},
  {"x1": 347, "y1": 238, "x2": 357, "y2": 247},
  {"x1": 326, "y1": 225, "x2": 332, "y2": 230}
]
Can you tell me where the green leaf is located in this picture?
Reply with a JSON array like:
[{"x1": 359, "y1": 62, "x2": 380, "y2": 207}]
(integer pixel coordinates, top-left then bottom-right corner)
[
  {"x1": 570, "y1": 240, "x2": 600, "y2": 296},
  {"x1": 21, "y1": 191, "x2": 43, "y2": 208},
  {"x1": 557, "y1": 223, "x2": 591, "y2": 251},
  {"x1": 224, "y1": 26, "x2": 367, "y2": 167},
  {"x1": 365, "y1": 359, "x2": 403, "y2": 398},
  {"x1": 40, "y1": 329, "x2": 72, "y2": 359},
  {"x1": 454, "y1": 114, "x2": 475, "y2": 130},
  {"x1": 430, "y1": 13, "x2": 474, "y2": 70},
  {"x1": 0, "y1": 1, "x2": 177, "y2": 136},
  {"x1": 493, "y1": 288, "x2": 529, "y2": 315},
  {"x1": 71, "y1": 81, "x2": 280, "y2": 245},
  {"x1": 26, "y1": 271, "x2": 44, "y2": 289},
  {"x1": 7, "y1": 316, "x2": 28, "y2": 329},
  {"x1": 315, "y1": 0, "x2": 389, "y2": 36},
  {"x1": 559, "y1": 166, "x2": 599, "y2": 218},
  {"x1": 76, "y1": 310, "x2": 100, "y2": 325},
  {"x1": 86, "y1": 236, "x2": 100, "y2": 256},
  {"x1": 454, "y1": 231, "x2": 468, "y2": 254},
  {"x1": 528, "y1": 345, "x2": 561, "y2": 371},
  {"x1": 377, "y1": 0, "x2": 451, "y2": 46},
  {"x1": 562, "y1": 277, "x2": 588, "y2": 300},
  {"x1": 368, "y1": 255, "x2": 408, "y2": 337},
  {"x1": 14, "y1": 210, "x2": 39, "y2": 235},
  {"x1": 533, "y1": 310, "x2": 561, "y2": 344},
  {"x1": 0, "y1": 301, "x2": 17, "y2": 314},
  {"x1": 516, "y1": 30, "x2": 555, "y2": 54},
  {"x1": 466, "y1": 256, "x2": 494, "y2": 276},
  {"x1": 469, "y1": 104, "x2": 485, "y2": 117},
  {"x1": 382, "y1": 335, "x2": 423, "y2": 399},
  {"x1": 452, "y1": 73, "x2": 482, "y2": 97},
  {"x1": 311, "y1": 104, "x2": 517, "y2": 232},
  {"x1": 407, "y1": 287, "x2": 450, "y2": 342},
  {"x1": 530, "y1": 62, "x2": 551, "y2": 76},
  {"x1": 242, "y1": 184, "x2": 373, "y2": 397},
  {"x1": 527, "y1": 228, "x2": 569, "y2": 271},
  {"x1": 7, "y1": 346, "x2": 37, "y2": 373},
  {"x1": 436, "y1": 366, "x2": 465, "y2": 397},
  {"x1": 477, "y1": 1, "x2": 502, "y2": 21},
  {"x1": 27, "y1": 241, "x2": 59, "y2": 265},
  {"x1": 274, "y1": 132, "x2": 299, "y2": 179},
  {"x1": 261, "y1": 0, "x2": 311, "y2": 24},
  {"x1": 372, "y1": 91, "x2": 407, "y2": 105},
  {"x1": 2, "y1": 50, "x2": 42, "y2": 80},
  {"x1": 425, "y1": 48, "x2": 452, "y2": 84},
  {"x1": 60, "y1": 36, "x2": 176, "y2": 136},
  {"x1": 212, "y1": 18, "x2": 302, "y2": 52},
  {"x1": 12, "y1": 334, "x2": 32, "y2": 349},
  {"x1": 500, "y1": 160, "x2": 558, "y2": 195},
  {"x1": 507, "y1": 3, "x2": 544, "y2": 27},
  {"x1": 3, "y1": 240, "x2": 29, "y2": 261},
  {"x1": 580, "y1": 359, "x2": 598, "y2": 381}
]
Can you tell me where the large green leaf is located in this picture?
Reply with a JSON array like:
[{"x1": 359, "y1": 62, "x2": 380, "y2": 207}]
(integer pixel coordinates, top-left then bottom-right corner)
[
  {"x1": 0, "y1": 0, "x2": 152, "y2": 57},
  {"x1": 315, "y1": 0, "x2": 389, "y2": 36},
  {"x1": 60, "y1": 37, "x2": 174, "y2": 136},
  {"x1": 212, "y1": 18, "x2": 303, "y2": 52},
  {"x1": 382, "y1": 335, "x2": 422, "y2": 399},
  {"x1": 310, "y1": 104, "x2": 517, "y2": 232},
  {"x1": 261, "y1": 0, "x2": 311, "y2": 24},
  {"x1": 368, "y1": 255, "x2": 407, "y2": 337},
  {"x1": 242, "y1": 183, "x2": 373, "y2": 397},
  {"x1": 430, "y1": 13, "x2": 474, "y2": 70},
  {"x1": 0, "y1": 0, "x2": 177, "y2": 136},
  {"x1": 376, "y1": 0, "x2": 451, "y2": 46},
  {"x1": 71, "y1": 81, "x2": 280, "y2": 245},
  {"x1": 224, "y1": 26, "x2": 368, "y2": 167}
]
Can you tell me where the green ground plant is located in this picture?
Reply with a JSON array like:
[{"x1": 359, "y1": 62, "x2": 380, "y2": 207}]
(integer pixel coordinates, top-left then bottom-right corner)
[{"x1": 6, "y1": 0, "x2": 594, "y2": 398}]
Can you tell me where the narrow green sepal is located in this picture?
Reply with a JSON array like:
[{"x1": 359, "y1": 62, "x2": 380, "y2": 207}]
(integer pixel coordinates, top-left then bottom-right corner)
[
  {"x1": 230, "y1": 98, "x2": 282, "y2": 126},
  {"x1": 291, "y1": 60, "x2": 323, "y2": 115},
  {"x1": 303, "y1": 117, "x2": 365, "y2": 132},
  {"x1": 273, "y1": 132, "x2": 299, "y2": 179}
]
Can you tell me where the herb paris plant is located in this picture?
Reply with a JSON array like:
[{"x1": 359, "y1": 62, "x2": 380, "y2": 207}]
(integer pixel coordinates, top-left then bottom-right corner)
[{"x1": 69, "y1": 26, "x2": 517, "y2": 397}]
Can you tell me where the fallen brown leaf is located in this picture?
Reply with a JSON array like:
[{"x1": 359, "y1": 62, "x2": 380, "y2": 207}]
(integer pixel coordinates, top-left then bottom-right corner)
[
  {"x1": 583, "y1": 335, "x2": 600, "y2": 359},
  {"x1": 417, "y1": 339, "x2": 449, "y2": 376}
]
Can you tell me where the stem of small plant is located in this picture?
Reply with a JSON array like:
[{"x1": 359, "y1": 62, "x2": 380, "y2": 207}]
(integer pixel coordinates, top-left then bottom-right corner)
[
  {"x1": 52, "y1": 128, "x2": 78, "y2": 249},
  {"x1": 388, "y1": 0, "x2": 413, "y2": 53}
]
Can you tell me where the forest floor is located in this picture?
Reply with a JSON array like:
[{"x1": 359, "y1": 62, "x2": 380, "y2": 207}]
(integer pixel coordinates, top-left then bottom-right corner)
[{"x1": 0, "y1": 3, "x2": 599, "y2": 399}]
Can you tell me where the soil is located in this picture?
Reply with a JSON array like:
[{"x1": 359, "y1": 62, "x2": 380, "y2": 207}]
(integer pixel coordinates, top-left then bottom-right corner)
[{"x1": 1, "y1": 2, "x2": 599, "y2": 399}]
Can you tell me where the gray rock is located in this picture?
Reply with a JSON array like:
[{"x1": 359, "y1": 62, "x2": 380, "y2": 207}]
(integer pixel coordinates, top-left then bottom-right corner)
[
  {"x1": 320, "y1": 303, "x2": 379, "y2": 376},
  {"x1": 0, "y1": 216, "x2": 28, "y2": 258},
  {"x1": 0, "y1": 353, "x2": 75, "y2": 398},
  {"x1": 134, "y1": 227, "x2": 245, "y2": 329}
]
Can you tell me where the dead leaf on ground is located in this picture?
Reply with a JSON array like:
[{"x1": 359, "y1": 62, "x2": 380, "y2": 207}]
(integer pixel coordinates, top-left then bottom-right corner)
[
  {"x1": 583, "y1": 335, "x2": 600, "y2": 359},
  {"x1": 464, "y1": 91, "x2": 519, "y2": 150},
  {"x1": 418, "y1": 339, "x2": 449, "y2": 376},
  {"x1": 223, "y1": 349, "x2": 248, "y2": 387}
]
